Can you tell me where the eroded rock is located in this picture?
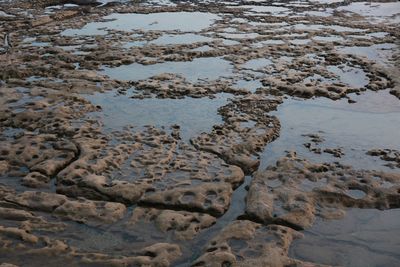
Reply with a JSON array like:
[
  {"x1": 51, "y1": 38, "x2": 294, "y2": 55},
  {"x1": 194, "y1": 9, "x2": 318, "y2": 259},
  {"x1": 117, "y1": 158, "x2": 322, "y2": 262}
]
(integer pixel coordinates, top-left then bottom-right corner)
[
  {"x1": 192, "y1": 95, "x2": 281, "y2": 174},
  {"x1": 127, "y1": 207, "x2": 216, "y2": 240},
  {"x1": 57, "y1": 126, "x2": 244, "y2": 215},
  {"x1": 2, "y1": 189, "x2": 126, "y2": 225},
  {"x1": 367, "y1": 148, "x2": 400, "y2": 169},
  {"x1": 246, "y1": 152, "x2": 400, "y2": 230},
  {"x1": 192, "y1": 220, "x2": 322, "y2": 267}
]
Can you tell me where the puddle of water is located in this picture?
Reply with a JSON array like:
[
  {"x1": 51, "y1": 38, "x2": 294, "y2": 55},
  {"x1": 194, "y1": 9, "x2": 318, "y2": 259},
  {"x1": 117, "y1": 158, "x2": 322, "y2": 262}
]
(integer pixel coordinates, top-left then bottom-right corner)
[
  {"x1": 222, "y1": 27, "x2": 237, "y2": 33},
  {"x1": 219, "y1": 32, "x2": 259, "y2": 39},
  {"x1": 85, "y1": 90, "x2": 231, "y2": 141},
  {"x1": 260, "y1": 90, "x2": 400, "y2": 171},
  {"x1": 1, "y1": 127, "x2": 25, "y2": 141},
  {"x1": 191, "y1": 45, "x2": 213, "y2": 52},
  {"x1": 142, "y1": 0, "x2": 176, "y2": 6},
  {"x1": 367, "y1": 32, "x2": 389, "y2": 38},
  {"x1": 57, "y1": 44, "x2": 81, "y2": 51},
  {"x1": 234, "y1": 5, "x2": 290, "y2": 16},
  {"x1": 303, "y1": 74, "x2": 331, "y2": 84},
  {"x1": 299, "y1": 178, "x2": 328, "y2": 192},
  {"x1": 242, "y1": 58, "x2": 273, "y2": 70},
  {"x1": 62, "y1": 12, "x2": 220, "y2": 36},
  {"x1": 123, "y1": 40, "x2": 149, "y2": 48},
  {"x1": 233, "y1": 79, "x2": 263, "y2": 93},
  {"x1": 349, "y1": 32, "x2": 389, "y2": 40},
  {"x1": 241, "y1": 5, "x2": 290, "y2": 14},
  {"x1": 312, "y1": 36, "x2": 344, "y2": 42},
  {"x1": 346, "y1": 189, "x2": 367, "y2": 199},
  {"x1": 327, "y1": 64, "x2": 369, "y2": 88},
  {"x1": 0, "y1": 10, "x2": 15, "y2": 17},
  {"x1": 288, "y1": 23, "x2": 364, "y2": 33},
  {"x1": 150, "y1": 33, "x2": 213, "y2": 45},
  {"x1": 337, "y1": 43, "x2": 396, "y2": 66},
  {"x1": 290, "y1": 39, "x2": 311, "y2": 45},
  {"x1": 253, "y1": 39, "x2": 285, "y2": 48},
  {"x1": 338, "y1": 2, "x2": 400, "y2": 23},
  {"x1": 231, "y1": 18, "x2": 248, "y2": 24},
  {"x1": 300, "y1": 9, "x2": 334, "y2": 17},
  {"x1": 220, "y1": 39, "x2": 241, "y2": 46},
  {"x1": 290, "y1": 209, "x2": 400, "y2": 266},
  {"x1": 240, "y1": 120, "x2": 257, "y2": 129},
  {"x1": 26, "y1": 76, "x2": 64, "y2": 85},
  {"x1": 21, "y1": 37, "x2": 50, "y2": 47},
  {"x1": 267, "y1": 178, "x2": 283, "y2": 188},
  {"x1": 102, "y1": 57, "x2": 234, "y2": 82}
]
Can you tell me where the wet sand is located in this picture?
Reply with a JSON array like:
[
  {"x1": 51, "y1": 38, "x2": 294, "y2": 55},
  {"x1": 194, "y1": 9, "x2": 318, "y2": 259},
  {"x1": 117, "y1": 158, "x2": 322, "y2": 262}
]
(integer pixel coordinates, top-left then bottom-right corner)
[{"x1": 0, "y1": 0, "x2": 399, "y2": 266}]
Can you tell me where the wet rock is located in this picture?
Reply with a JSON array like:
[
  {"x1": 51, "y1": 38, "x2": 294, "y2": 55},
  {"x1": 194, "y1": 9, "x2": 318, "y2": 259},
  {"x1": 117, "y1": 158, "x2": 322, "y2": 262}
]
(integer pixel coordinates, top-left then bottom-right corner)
[
  {"x1": 2, "y1": 190, "x2": 126, "y2": 225},
  {"x1": 131, "y1": 73, "x2": 246, "y2": 99},
  {"x1": 30, "y1": 16, "x2": 53, "y2": 27},
  {"x1": 0, "y1": 225, "x2": 39, "y2": 243},
  {"x1": 302, "y1": 133, "x2": 344, "y2": 157},
  {"x1": 302, "y1": 133, "x2": 325, "y2": 144},
  {"x1": 21, "y1": 172, "x2": 51, "y2": 188},
  {"x1": 323, "y1": 147, "x2": 345, "y2": 158},
  {"x1": 140, "y1": 182, "x2": 232, "y2": 217},
  {"x1": 58, "y1": 126, "x2": 244, "y2": 215},
  {"x1": 367, "y1": 148, "x2": 400, "y2": 169},
  {"x1": 0, "y1": 225, "x2": 181, "y2": 267},
  {"x1": 192, "y1": 95, "x2": 281, "y2": 174},
  {"x1": 53, "y1": 198, "x2": 126, "y2": 225},
  {"x1": 71, "y1": 0, "x2": 98, "y2": 5},
  {"x1": 0, "y1": 0, "x2": 399, "y2": 265},
  {"x1": 128, "y1": 207, "x2": 216, "y2": 240},
  {"x1": 245, "y1": 153, "x2": 400, "y2": 230},
  {"x1": 192, "y1": 220, "x2": 322, "y2": 266},
  {"x1": 0, "y1": 207, "x2": 35, "y2": 221}
]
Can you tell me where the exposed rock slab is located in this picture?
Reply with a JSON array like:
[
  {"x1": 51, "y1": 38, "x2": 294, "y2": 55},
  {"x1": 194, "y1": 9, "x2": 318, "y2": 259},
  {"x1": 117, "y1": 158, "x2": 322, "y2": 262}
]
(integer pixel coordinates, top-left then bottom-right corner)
[
  {"x1": 127, "y1": 207, "x2": 216, "y2": 240},
  {"x1": 246, "y1": 152, "x2": 400, "y2": 230},
  {"x1": 57, "y1": 126, "x2": 244, "y2": 216},
  {"x1": 192, "y1": 220, "x2": 325, "y2": 267},
  {"x1": 192, "y1": 95, "x2": 281, "y2": 174}
]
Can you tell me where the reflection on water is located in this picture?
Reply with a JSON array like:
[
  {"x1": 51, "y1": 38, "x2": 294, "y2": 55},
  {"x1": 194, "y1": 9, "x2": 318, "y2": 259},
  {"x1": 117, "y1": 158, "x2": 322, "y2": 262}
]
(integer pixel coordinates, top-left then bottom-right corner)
[
  {"x1": 290, "y1": 208, "x2": 400, "y2": 266},
  {"x1": 260, "y1": 90, "x2": 400, "y2": 171},
  {"x1": 102, "y1": 57, "x2": 234, "y2": 82},
  {"x1": 62, "y1": 12, "x2": 220, "y2": 36},
  {"x1": 84, "y1": 90, "x2": 231, "y2": 141},
  {"x1": 260, "y1": 88, "x2": 400, "y2": 265},
  {"x1": 150, "y1": 33, "x2": 213, "y2": 45}
]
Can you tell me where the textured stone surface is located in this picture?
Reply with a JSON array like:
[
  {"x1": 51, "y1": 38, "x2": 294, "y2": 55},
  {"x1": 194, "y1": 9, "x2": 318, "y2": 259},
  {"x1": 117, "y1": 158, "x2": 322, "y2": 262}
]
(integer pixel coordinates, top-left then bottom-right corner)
[
  {"x1": 246, "y1": 152, "x2": 400, "y2": 230},
  {"x1": 192, "y1": 220, "x2": 325, "y2": 267},
  {"x1": 0, "y1": 0, "x2": 399, "y2": 265}
]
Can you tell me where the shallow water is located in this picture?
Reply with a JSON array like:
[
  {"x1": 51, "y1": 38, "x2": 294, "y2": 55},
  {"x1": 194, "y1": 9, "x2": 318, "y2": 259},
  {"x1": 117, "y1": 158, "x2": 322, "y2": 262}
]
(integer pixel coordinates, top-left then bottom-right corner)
[
  {"x1": 241, "y1": 58, "x2": 273, "y2": 70},
  {"x1": 102, "y1": 57, "x2": 234, "y2": 82},
  {"x1": 260, "y1": 90, "x2": 400, "y2": 171},
  {"x1": 338, "y1": 2, "x2": 400, "y2": 24},
  {"x1": 85, "y1": 90, "x2": 231, "y2": 141},
  {"x1": 2, "y1": 0, "x2": 400, "y2": 265},
  {"x1": 150, "y1": 33, "x2": 213, "y2": 45},
  {"x1": 62, "y1": 12, "x2": 220, "y2": 36},
  {"x1": 290, "y1": 208, "x2": 400, "y2": 266},
  {"x1": 327, "y1": 64, "x2": 369, "y2": 88},
  {"x1": 337, "y1": 43, "x2": 397, "y2": 66}
]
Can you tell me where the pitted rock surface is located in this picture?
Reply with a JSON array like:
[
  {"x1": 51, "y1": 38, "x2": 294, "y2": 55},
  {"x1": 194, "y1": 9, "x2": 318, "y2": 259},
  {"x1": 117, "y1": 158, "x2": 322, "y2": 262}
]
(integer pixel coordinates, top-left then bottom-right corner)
[{"x1": 246, "y1": 152, "x2": 400, "y2": 230}]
